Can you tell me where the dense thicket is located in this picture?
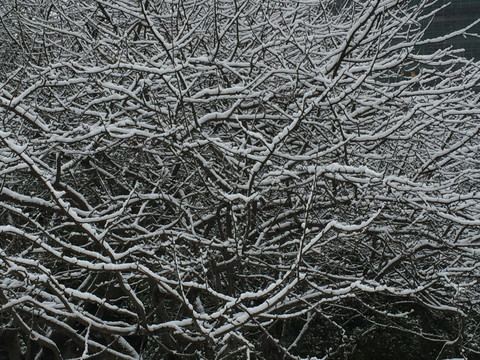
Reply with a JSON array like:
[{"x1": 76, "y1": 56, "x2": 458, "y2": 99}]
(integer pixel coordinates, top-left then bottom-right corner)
[{"x1": 1, "y1": 0, "x2": 480, "y2": 359}]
